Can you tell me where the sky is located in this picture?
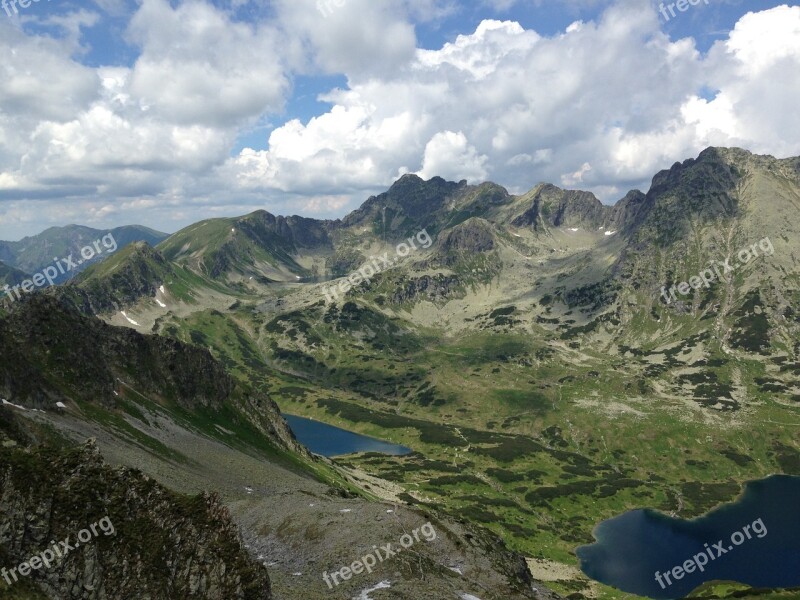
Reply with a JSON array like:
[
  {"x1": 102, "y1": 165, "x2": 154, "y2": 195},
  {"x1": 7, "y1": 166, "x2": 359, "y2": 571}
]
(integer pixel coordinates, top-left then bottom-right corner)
[{"x1": 0, "y1": 0, "x2": 798, "y2": 240}]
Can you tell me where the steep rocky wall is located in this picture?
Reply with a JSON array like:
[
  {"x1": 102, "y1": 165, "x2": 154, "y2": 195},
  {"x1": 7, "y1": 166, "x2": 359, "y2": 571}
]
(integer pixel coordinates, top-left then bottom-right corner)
[{"x1": 0, "y1": 440, "x2": 271, "y2": 600}]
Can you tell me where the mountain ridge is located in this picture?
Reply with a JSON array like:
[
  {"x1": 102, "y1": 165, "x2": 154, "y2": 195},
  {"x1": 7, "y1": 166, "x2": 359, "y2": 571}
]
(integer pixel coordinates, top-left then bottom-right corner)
[{"x1": 0, "y1": 224, "x2": 169, "y2": 286}]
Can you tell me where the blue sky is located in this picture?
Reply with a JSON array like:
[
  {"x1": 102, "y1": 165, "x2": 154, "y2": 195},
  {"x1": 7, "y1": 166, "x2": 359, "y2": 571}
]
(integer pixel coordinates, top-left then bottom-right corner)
[{"x1": 0, "y1": 0, "x2": 798, "y2": 239}]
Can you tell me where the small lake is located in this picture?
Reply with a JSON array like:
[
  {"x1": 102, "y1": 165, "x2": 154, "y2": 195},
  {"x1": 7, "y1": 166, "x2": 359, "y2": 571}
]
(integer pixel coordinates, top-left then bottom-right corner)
[
  {"x1": 283, "y1": 414, "x2": 412, "y2": 458},
  {"x1": 577, "y1": 475, "x2": 800, "y2": 599}
]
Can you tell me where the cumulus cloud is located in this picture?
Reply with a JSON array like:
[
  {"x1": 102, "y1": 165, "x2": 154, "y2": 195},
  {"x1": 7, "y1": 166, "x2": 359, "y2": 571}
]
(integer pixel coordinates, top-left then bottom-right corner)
[
  {"x1": 1, "y1": 0, "x2": 800, "y2": 237},
  {"x1": 417, "y1": 131, "x2": 488, "y2": 182},
  {"x1": 232, "y1": 1, "x2": 800, "y2": 204},
  {"x1": 126, "y1": 0, "x2": 289, "y2": 127},
  {"x1": 273, "y1": 0, "x2": 419, "y2": 77}
]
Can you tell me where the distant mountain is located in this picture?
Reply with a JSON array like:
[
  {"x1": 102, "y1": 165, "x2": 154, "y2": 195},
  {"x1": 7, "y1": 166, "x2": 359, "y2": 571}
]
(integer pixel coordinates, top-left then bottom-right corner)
[
  {"x1": 58, "y1": 241, "x2": 217, "y2": 314},
  {"x1": 508, "y1": 183, "x2": 609, "y2": 231},
  {"x1": 64, "y1": 148, "x2": 799, "y2": 320},
  {"x1": 0, "y1": 224, "x2": 168, "y2": 284},
  {"x1": 49, "y1": 147, "x2": 800, "y2": 410},
  {"x1": 0, "y1": 259, "x2": 29, "y2": 288},
  {"x1": 157, "y1": 211, "x2": 331, "y2": 282}
]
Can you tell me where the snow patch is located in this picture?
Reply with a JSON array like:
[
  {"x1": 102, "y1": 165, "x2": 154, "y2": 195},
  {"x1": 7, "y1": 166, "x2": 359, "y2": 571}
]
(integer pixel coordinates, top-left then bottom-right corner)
[
  {"x1": 1, "y1": 399, "x2": 26, "y2": 411},
  {"x1": 155, "y1": 298, "x2": 167, "y2": 308},
  {"x1": 56, "y1": 401, "x2": 67, "y2": 408},
  {"x1": 568, "y1": 228, "x2": 580, "y2": 232},
  {"x1": 159, "y1": 285, "x2": 165, "y2": 294},
  {"x1": 352, "y1": 581, "x2": 392, "y2": 600},
  {"x1": 460, "y1": 594, "x2": 483, "y2": 600},
  {"x1": 120, "y1": 311, "x2": 141, "y2": 326},
  {"x1": 340, "y1": 509, "x2": 352, "y2": 513},
  {"x1": 604, "y1": 230, "x2": 617, "y2": 236}
]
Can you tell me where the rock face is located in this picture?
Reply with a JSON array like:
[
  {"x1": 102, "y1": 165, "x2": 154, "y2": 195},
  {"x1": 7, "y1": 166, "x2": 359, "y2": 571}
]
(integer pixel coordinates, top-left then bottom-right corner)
[
  {"x1": 236, "y1": 211, "x2": 332, "y2": 252},
  {"x1": 432, "y1": 218, "x2": 496, "y2": 265},
  {"x1": 205, "y1": 211, "x2": 331, "y2": 279},
  {"x1": 605, "y1": 189, "x2": 648, "y2": 232},
  {"x1": 342, "y1": 174, "x2": 465, "y2": 232},
  {"x1": 60, "y1": 242, "x2": 175, "y2": 314},
  {"x1": 0, "y1": 295, "x2": 304, "y2": 456},
  {"x1": 0, "y1": 440, "x2": 272, "y2": 600},
  {"x1": 0, "y1": 295, "x2": 231, "y2": 411},
  {"x1": 511, "y1": 184, "x2": 609, "y2": 231},
  {"x1": 390, "y1": 273, "x2": 463, "y2": 304}
]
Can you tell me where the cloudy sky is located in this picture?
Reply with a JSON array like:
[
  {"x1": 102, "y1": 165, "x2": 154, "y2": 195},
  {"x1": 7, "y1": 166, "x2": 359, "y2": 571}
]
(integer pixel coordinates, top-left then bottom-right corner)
[{"x1": 0, "y1": 0, "x2": 798, "y2": 239}]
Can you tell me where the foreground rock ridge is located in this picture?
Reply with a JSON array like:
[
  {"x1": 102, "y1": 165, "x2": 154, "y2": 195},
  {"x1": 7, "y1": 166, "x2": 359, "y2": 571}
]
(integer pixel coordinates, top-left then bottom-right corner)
[{"x1": 0, "y1": 438, "x2": 271, "y2": 599}]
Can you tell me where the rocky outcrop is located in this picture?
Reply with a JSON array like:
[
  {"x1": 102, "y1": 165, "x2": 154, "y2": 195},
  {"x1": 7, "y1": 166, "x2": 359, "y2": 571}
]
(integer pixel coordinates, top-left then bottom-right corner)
[
  {"x1": 390, "y1": 273, "x2": 463, "y2": 304},
  {"x1": 437, "y1": 218, "x2": 496, "y2": 255},
  {"x1": 512, "y1": 184, "x2": 609, "y2": 231},
  {"x1": 0, "y1": 440, "x2": 271, "y2": 600},
  {"x1": 57, "y1": 242, "x2": 174, "y2": 314},
  {"x1": 237, "y1": 211, "x2": 332, "y2": 251},
  {"x1": 423, "y1": 218, "x2": 497, "y2": 269},
  {"x1": 605, "y1": 189, "x2": 647, "y2": 232},
  {"x1": 341, "y1": 174, "x2": 466, "y2": 234},
  {"x1": 0, "y1": 295, "x2": 305, "y2": 458},
  {"x1": 0, "y1": 295, "x2": 231, "y2": 410}
]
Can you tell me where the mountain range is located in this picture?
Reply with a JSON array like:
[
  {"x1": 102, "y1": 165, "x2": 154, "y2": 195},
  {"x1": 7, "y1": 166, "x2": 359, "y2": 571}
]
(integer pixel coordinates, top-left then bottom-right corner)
[
  {"x1": 0, "y1": 224, "x2": 167, "y2": 286},
  {"x1": 1, "y1": 147, "x2": 799, "y2": 600}
]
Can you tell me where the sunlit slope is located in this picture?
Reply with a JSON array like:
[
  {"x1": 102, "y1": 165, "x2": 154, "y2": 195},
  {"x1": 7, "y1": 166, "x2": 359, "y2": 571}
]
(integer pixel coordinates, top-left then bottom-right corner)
[{"x1": 158, "y1": 210, "x2": 333, "y2": 282}]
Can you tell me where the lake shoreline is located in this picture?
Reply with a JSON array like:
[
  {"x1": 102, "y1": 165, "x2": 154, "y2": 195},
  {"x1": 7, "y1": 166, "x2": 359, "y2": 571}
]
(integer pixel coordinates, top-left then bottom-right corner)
[{"x1": 577, "y1": 474, "x2": 800, "y2": 599}]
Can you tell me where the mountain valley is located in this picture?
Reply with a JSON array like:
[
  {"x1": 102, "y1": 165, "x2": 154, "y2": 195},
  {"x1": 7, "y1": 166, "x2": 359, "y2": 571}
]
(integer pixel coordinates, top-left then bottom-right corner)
[{"x1": 2, "y1": 147, "x2": 800, "y2": 600}]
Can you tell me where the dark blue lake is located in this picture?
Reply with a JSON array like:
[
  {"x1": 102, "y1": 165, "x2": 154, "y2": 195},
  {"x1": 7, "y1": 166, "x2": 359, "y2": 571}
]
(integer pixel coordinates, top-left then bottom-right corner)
[
  {"x1": 577, "y1": 475, "x2": 800, "y2": 599},
  {"x1": 283, "y1": 414, "x2": 412, "y2": 458}
]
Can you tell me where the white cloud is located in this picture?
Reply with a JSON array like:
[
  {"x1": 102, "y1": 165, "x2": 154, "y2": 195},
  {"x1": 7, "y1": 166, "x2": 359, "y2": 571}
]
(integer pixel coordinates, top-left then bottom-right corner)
[
  {"x1": 126, "y1": 0, "x2": 289, "y2": 127},
  {"x1": 1, "y1": 1, "x2": 800, "y2": 238},
  {"x1": 273, "y1": 0, "x2": 419, "y2": 77},
  {"x1": 417, "y1": 131, "x2": 488, "y2": 182},
  {"x1": 562, "y1": 162, "x2": 592, "y2": 187},
  {"x1": 0, "y1": 25, "x2": 99, "y2": 123}
]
